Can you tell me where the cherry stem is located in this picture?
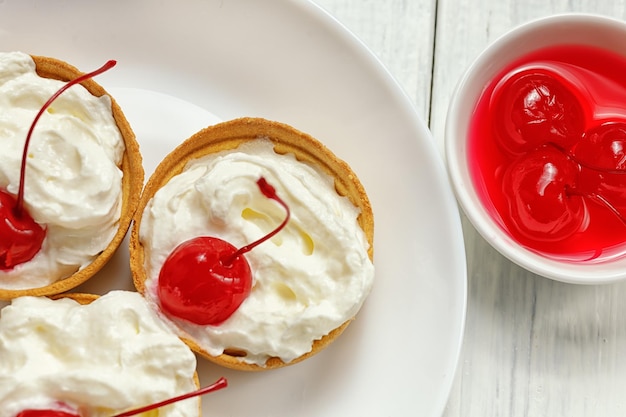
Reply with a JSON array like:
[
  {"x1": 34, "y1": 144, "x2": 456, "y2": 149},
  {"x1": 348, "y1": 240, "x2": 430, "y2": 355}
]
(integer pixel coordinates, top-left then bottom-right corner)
[
  {"x1": 546, "y1": 142, "x2": 626, "y2": 225},
  {"x1": 111, "y1": 377, "x2": 227, "y2": 417},
  {"x1": 566, "y1": 185, "x2": 626, "y2": 227},
  {"x1": 222, "y1": 177, "x2": 291, "y2": 266},
  {"x1": 547, "y1": 141, "x2": 626, "y2": 175},
  {"x1": 14, "y1": 59, "x2": 117, "y2": 217}
]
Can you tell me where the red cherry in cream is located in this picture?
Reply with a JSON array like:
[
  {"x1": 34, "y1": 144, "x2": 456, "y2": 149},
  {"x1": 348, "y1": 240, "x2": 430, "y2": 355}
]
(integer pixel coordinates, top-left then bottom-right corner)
[
  {"x1": 158, "y1": 177, "x2": 291, "y2": 325},
  {"x1": 0, "y1": 191, "x2": 44, "y2": 270},
  {"x1": 0, "y1": 59, "x2": 116, "y2": 270},
  {"x1": 16, "y1": 409, "x2": 76, "y2": 417},
  {"x1": 14, "y1": 377, "x2": 227, "y2": 417}
]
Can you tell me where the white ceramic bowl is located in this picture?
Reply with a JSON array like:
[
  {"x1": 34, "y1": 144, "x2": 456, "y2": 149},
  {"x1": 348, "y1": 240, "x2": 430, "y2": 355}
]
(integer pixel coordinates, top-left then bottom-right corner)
[{"x1": 446, "y1": 13, "x2": 626, "y2": 284}]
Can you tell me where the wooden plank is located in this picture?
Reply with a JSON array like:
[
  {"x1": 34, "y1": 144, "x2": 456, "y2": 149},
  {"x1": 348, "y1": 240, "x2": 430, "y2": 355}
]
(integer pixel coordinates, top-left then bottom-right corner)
[
  {"x1": 432, "y1": 2, "x2": 626, "y2": 416},
  {"x1": 314, "y1": 0, "x2": 437, "y2": 122}
]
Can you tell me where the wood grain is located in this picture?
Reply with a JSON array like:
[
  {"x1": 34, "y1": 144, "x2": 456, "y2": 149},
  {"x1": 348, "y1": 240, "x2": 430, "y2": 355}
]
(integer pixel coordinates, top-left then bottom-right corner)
[{"x1": 318, "y1": 0, "x2": 626, "y2": 416}]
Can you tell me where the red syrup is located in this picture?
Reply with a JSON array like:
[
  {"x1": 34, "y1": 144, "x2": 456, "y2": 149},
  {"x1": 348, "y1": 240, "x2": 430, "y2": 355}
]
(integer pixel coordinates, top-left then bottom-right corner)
[
  {"x1": 158, "y1": 177, "x2": 290, "y2": 325},
  {"x1": 469, "y1": 44, "x2": 626, "y2": 261}
]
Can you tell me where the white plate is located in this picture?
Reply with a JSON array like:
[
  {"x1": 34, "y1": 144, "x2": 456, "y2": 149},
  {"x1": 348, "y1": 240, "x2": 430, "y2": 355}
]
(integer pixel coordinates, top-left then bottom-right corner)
[{"x1": 0, "y1": 1, "x2": 467, "y2": 416}]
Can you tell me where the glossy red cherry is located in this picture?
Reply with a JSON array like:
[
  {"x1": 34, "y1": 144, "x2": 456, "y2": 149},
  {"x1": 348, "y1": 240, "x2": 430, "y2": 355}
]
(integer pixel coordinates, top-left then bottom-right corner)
[
  {"x1": 158, "y1": 177, "x2": 290, "y2": 326},
  {"x1": 573, "y1": 122, "x2": 626, "y2": 217},
  {"x1": 158, "y1": 237, "x2": 251, "y2": 325},
  {"x1": 490, "y1": 65, "x2": 585, "y2": 156},
  {"x1": 15, "y1": 409, "x2": 77, "y2": 417},
  {"x1": 571, "y1": 121, "x2": 626, "y2": 172},
  {"x1": 0, "y1": 59, "x2": 116, "y2": 270},
  {"x1": 502, "y1": 145, "x2": 587, "y2": 242},
  {"x1": 0, "y1": 191, "x2": 45, "y2": 270}
]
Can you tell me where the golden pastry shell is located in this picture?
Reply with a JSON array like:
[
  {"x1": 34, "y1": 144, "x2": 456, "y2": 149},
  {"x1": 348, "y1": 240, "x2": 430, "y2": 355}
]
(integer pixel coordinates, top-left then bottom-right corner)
[
  {"x1": 0, "y1": 55, "x2": 144, "y2": 300},
  {"x1": 129, "y1": 117, "x2": 374, "y2": 371}
]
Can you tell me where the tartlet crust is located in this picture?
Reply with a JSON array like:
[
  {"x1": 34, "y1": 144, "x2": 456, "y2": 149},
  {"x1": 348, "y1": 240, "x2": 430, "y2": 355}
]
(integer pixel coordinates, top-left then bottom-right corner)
[
  {"x1": 0, "y1": 55, "x2": 144, "y2": 300},
  {"x1": 129, "y1": 117, "x2": 374, "y2": 371}
]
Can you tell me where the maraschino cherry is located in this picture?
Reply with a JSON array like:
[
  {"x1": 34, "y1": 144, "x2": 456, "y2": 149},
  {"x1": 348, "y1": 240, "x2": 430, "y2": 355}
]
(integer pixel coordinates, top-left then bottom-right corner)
[
  {"x1": 158, "y1": 177, "x2": 290, "y2": 326},
  {"x1": 492, "y1": 63, "x2": 626, "y2": 245},
  {"x1": 14, "y1": 377, "x2": 227, "y2": 417},
  {"x1": 0, "y1": 59, "x2": 116, "y2": 270},
  {"x1": 574, "y1": 122, "x2": 626, "y2": 218},
  {"x1": 15, "y1": 408, "x2": 76, "y2": 417},
  {"x1": 501, "y1": 144, "x2": 587, "y2": 241},
  {"x1": 571, "y1": 122, "x2": 626, "y2": 173},
  {"x1": 491, "y1": 65, "x2": 586, "y2": 156}
]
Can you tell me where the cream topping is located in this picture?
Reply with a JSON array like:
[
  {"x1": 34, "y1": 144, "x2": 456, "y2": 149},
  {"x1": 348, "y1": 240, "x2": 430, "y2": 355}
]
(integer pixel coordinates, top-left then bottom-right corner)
[
  {"x1": 0, "y1": 291, "x2": 198, "y2": 417},
  {"x1": 140, "y1": 139, "x2": 374, "y2": 365},
  {"x1": 0, "y1": 51, "x2": 124, "y2": 289}
]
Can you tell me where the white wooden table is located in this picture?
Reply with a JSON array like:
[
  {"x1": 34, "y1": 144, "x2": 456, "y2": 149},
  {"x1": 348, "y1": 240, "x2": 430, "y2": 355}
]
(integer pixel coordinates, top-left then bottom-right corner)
[{"x1": 314, "y1": 0, "x2": 626, "y2": 416}]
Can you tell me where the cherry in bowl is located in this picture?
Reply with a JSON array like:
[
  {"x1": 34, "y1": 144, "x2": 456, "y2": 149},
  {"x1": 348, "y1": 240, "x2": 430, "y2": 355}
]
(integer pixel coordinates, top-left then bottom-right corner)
[{"x1": 446, "y1": 14, "x2": 626, "y2": 283}]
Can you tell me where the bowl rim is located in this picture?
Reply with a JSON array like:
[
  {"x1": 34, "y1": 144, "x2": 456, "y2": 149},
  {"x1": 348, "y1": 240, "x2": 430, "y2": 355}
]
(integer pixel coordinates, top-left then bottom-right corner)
[{"x1": 445, "y1": 12, "x2": 626, "y2": 284}]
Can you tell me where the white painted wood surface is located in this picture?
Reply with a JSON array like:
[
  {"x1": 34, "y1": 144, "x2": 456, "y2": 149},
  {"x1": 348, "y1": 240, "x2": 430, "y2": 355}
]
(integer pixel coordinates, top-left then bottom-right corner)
[{"x1": 315, "y1": 0, "x2": 626, "y2": 416}]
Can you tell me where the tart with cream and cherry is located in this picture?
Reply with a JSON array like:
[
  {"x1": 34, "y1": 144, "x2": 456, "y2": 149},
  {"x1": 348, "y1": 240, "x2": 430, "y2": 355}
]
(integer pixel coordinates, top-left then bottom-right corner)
[
  {"x1": 0, "y1": 52, "x2": 143, "y2": 299},
  {"x1": 0, "y1": 291, "x2": 226, "y2": 417},
  {"x1": 130, "y1": 117, "x2": 375, "y2": 371}
]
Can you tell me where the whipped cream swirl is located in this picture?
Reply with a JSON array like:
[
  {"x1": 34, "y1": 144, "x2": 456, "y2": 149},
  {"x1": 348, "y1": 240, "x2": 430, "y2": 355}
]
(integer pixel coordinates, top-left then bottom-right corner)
[
  {"x1": 140, "y1": 139, "x2": 374, "y2": 365},
  {"x1": 0, "y1": 291, "x2": 199, "y2": 417},
  {"x1": 0, "y1": 52, "x2": 124, "y2": 289}
]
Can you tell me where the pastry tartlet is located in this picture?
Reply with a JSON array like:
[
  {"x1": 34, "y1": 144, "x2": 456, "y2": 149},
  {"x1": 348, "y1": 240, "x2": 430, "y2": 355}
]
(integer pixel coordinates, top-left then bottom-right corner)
[
  {"x1": 0, "y1": 291, "x2": 200, "y2": 417},
  {"x1": 51, "y1": 292, "x2": 203, "y2": 412},
  {"x1": 0, "y1": 54, "x2": 143, "y2": 300},
  {"x1": 52, "y1": 292, "x2": 203, "y2": 394},
  {"x1": 130, "y1": 117, "x2": 374, "y2": 371}
]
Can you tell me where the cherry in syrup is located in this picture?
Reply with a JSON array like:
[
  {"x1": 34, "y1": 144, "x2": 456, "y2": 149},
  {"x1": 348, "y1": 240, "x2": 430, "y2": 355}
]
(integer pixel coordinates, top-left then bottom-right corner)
[
  {"x1": 571, "y1": 122, "x2": 626, "y2": 172},
  {"x1": 501, "y1": 145, "x2": 587, "y2": 242},
  {"x1": 573, "y1": 122, "x2": 626, "y2": 216},
  {"x1": 0, "y1": 59, "x2": 116, "y2": 270},
  {"x1": 490, "y1": 64, "x2": 586, "y2": 156},
  {"x1": 470, "y1": 45, "x2": 626, "y2": 259},
  {"x1": 158, "y1": 177, "x2": 290, "y2": 325}
]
